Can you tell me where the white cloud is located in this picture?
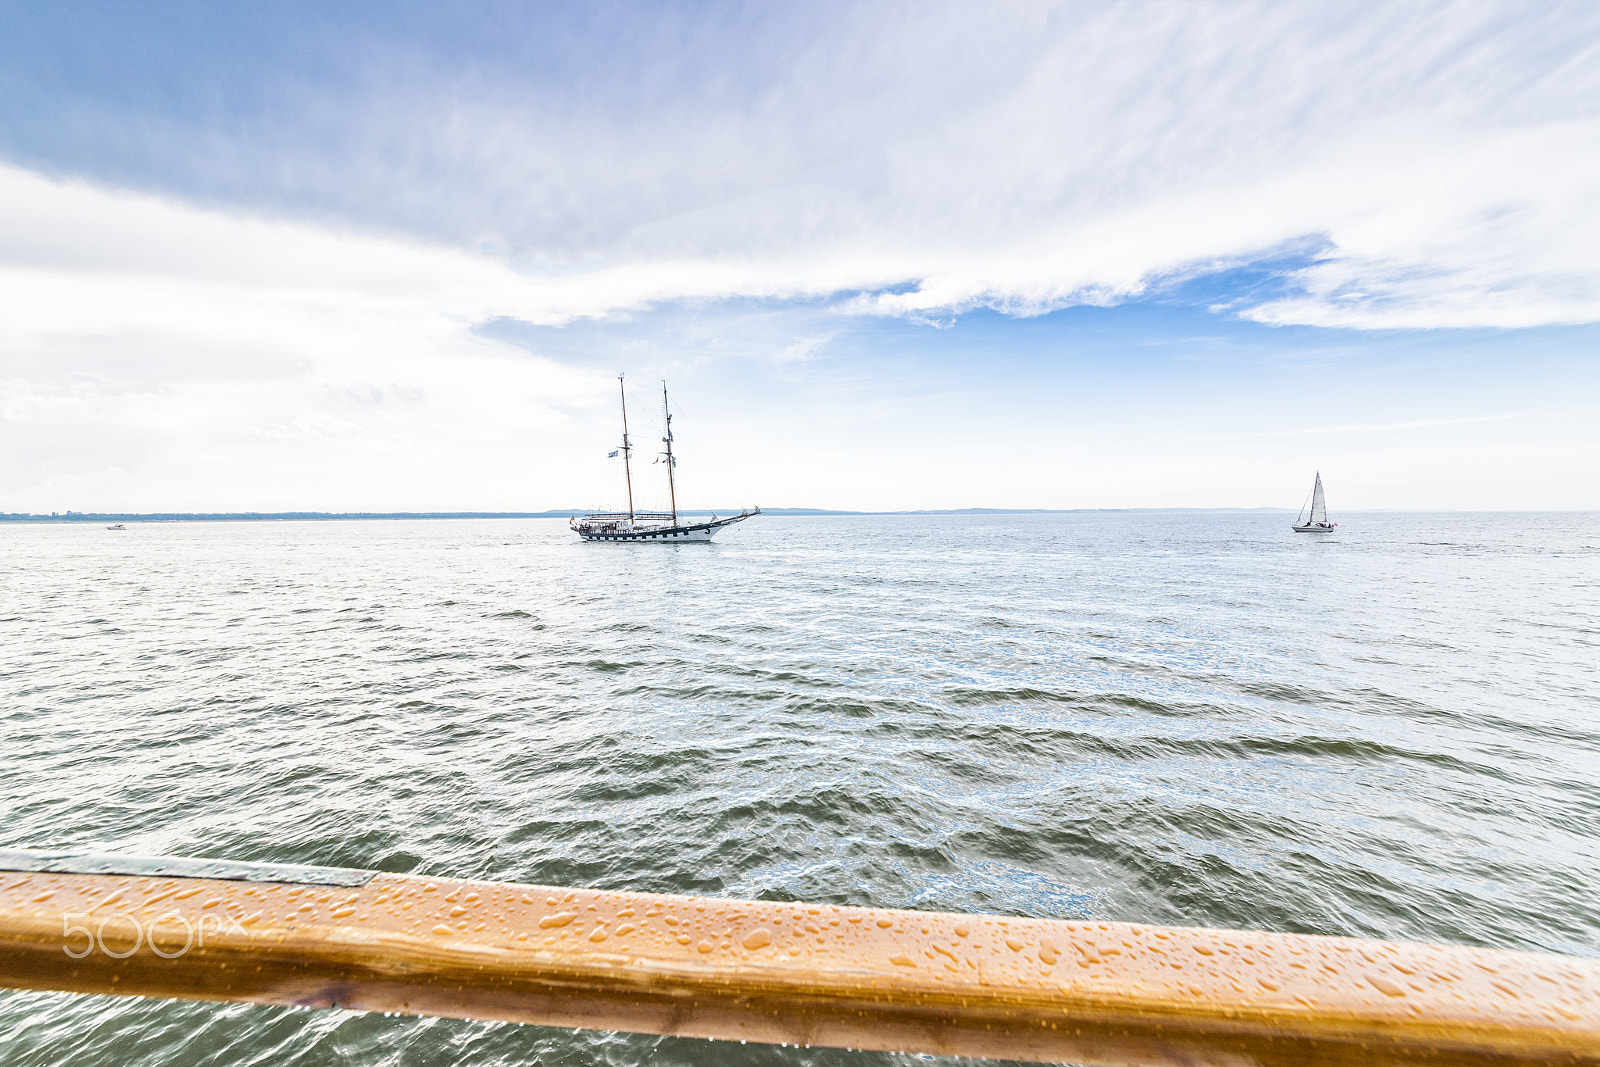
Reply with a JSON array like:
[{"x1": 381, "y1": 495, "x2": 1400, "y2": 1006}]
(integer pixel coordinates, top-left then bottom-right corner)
[
  {"x1": 1242, "y1": 121, "x2": 1600, "y2": 328},
  {"x1": 8, "y1": 2, "x2": 1600, "y2": 333},
  {"x1": 1258, "y1": 414, "x2": 1525, "y2": 437},
  {"x1": 775, "y1": 336, "x2": 830, "y2": 364},
  {"x1": 276, "y1": 0, "x2": 1596, "y2": 331},
  {"x1": 3, "y1": 1, "x2": 1599, "y2": 511},
  {"x1": 0, "y1": 166, "x2": 609, "y2": 510}
]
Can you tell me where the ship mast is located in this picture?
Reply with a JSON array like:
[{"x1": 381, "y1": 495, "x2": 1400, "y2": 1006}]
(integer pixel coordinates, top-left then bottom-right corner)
[
  {"x1": 618, "y1": 375, "x2": 635, "y2": 521},
  {"x1": 661, "y1": 380, "x2": 678, "y2": 526}
]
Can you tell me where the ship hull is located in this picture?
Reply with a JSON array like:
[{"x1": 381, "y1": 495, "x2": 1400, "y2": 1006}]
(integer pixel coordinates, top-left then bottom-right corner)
[
  {"x1": 578, "y1": 524, "x2": 717, "y2": 543},
  {"x1": 572, "y1": 509, "x2": 758, "y2": 543}
]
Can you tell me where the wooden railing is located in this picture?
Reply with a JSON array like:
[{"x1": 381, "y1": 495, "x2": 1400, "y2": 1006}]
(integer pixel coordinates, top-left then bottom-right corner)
[{"x1": 1, "y1": 850, "x2": 1596, "y2": 1065}]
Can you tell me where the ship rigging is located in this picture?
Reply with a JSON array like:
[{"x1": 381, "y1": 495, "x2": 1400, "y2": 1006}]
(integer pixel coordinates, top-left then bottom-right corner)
[{"x1": 570, "y1": 376, "x2": 758, "y2": 543}]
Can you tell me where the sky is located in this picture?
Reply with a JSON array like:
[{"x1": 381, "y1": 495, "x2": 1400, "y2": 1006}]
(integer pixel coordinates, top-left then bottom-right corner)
[{"x1": 1, "y1": 0, "x2": 1597, "y2": 513}]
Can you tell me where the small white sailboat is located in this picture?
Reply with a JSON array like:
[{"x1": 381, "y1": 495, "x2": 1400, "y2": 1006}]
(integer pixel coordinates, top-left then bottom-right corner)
[
  {"x1": 570, "y1": 376, "x2": 758, "y2": 543},
  {"x1": 1293, "y1": 472, "x2": 1337, "y2": 533}
]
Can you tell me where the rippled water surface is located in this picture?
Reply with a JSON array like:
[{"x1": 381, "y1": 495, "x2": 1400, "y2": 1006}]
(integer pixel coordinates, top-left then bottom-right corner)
[{"x1": 2, "y1": 512, "x2": 1598, "y2": 1065}]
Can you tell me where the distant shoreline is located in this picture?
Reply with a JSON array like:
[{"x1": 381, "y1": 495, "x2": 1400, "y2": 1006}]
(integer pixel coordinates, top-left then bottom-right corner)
[{"x1": 6, "y1": 507, "x2": 1314, "y2": 523}]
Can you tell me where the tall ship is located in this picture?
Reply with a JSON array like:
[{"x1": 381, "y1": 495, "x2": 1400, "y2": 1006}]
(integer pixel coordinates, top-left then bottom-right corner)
[
  {"x1": 571, "y1": 377, "x2": 758, "y2": 542},
  {"x1": 1293, "y1": 471, "x2": 1337, "y2": 532}
]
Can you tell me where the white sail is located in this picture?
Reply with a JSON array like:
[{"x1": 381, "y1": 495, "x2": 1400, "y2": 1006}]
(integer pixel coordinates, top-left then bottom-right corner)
[{"x1": 1309, "y1": 472, "x2": 1327, "y2": 525}]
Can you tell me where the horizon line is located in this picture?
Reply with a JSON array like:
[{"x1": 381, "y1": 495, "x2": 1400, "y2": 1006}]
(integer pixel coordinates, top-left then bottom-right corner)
[{"x1": 3, "y1": 507, "x2": 1595, "y2": 523}]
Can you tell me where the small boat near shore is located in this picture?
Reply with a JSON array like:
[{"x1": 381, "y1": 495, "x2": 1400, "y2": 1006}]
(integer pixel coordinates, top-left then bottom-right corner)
[
  {"x1": 106, "y1": 524, "x2": 126, "y2": 531},
  {"x1": 1293, "y1": 472, "x2": 1337, "y2": 532},
  {"x1": 571, "y1": 377, "x2": 758, "y2": 543}
]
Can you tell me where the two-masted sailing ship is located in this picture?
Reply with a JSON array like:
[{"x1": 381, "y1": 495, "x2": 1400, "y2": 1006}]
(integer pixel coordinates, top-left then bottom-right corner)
[
  {"x1": 1293, "y1": 471, "x2": 1337, "y2": 532},
  {"x1": 570, "y1": 377, "x2": 758, "y2": 542}
]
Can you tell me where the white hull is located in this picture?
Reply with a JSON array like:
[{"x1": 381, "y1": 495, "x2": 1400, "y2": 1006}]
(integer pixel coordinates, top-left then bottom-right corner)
[
  {"x1": 1293, "y1": 523, "x2": 1336, "y2": 533},
  {"x1": 572, "y1": 508, "x2": 758, "y2": 543}
]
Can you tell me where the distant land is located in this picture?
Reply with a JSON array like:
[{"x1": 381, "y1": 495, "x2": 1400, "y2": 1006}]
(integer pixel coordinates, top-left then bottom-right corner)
[{"x1": 1, "y1": 508, "x2": 1293, "y2": 523}]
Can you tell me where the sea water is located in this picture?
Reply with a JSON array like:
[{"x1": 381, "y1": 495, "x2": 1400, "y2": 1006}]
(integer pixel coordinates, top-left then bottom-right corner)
[{"x1": 1, "y1": 512, "x2": 1597, "y2": 1065}]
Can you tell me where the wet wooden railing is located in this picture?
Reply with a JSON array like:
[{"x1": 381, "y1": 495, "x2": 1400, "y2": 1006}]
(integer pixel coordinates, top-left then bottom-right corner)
[{"x1": 1, "y1": 850, "x2": 1596, "y2": 1065}]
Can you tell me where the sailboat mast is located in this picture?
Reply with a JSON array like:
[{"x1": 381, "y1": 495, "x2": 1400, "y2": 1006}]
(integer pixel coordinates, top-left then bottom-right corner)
[
  {"x1": 618, "y1": 375, "x2": 635, "y2": 521},
  {"x1": 661, "y1": 380, "x2": 678, "y2": 526}
]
